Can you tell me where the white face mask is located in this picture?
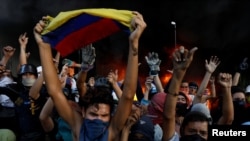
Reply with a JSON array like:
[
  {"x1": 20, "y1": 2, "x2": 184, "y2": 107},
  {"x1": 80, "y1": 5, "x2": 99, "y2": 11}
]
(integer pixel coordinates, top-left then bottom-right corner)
[{"x1": 22, "y1": 78, "x2": 36, "y2": 86}]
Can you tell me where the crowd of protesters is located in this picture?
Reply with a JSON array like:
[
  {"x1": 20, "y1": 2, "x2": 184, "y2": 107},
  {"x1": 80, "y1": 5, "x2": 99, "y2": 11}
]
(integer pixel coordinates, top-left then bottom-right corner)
[{"x1": 1, "y1": 11, "x2": 250, "y2": 141}]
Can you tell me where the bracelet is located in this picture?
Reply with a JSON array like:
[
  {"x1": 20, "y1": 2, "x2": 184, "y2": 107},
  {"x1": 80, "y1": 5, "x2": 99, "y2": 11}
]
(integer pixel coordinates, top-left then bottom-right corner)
[{"x1": 167, "y1": 92, "x2": 178, "y2": 97}]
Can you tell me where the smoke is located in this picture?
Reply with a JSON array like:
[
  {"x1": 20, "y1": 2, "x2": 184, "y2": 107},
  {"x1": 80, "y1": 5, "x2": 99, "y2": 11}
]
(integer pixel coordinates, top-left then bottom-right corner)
[{"x1": 0, "y1": 0, "x2": 250, "y2": 81}]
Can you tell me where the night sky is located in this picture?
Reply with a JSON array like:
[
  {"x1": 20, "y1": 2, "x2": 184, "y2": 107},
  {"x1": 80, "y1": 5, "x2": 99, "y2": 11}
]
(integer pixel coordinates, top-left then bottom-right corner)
[{"x1": 0, "y1": 0, "x2": 250, "y2": 87}]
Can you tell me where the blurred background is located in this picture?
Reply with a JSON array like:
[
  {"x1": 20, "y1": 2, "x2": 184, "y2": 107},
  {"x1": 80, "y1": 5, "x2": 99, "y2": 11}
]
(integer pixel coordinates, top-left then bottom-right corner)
[{"x1": 0, "y1": 0, "x2": 250, "y2": 88}]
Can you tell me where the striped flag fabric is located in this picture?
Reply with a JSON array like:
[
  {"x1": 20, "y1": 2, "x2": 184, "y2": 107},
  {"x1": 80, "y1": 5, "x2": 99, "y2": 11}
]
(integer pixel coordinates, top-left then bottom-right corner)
[{"x1": 41, "y1": 8, "x2": 134, "y2": 57}]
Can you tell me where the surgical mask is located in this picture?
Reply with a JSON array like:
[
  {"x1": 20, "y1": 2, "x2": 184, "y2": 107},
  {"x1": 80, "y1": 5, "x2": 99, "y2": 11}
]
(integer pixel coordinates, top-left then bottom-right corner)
[
  {"x1": 83, "y1": 119, "x2": 109, "y2": 140},
  {"x1": 180, "y1": 134, "x2": 206, "y2": 141},
  {"x1": 176, "y1": 102, "x2": 188, "y2": 116},
  {"x1": 22, "y1": 78, "x2": 36, "y2": 86}
]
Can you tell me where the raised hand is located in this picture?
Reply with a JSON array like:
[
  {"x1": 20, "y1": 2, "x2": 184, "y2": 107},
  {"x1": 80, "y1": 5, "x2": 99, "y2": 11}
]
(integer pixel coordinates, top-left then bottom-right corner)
[
  {"x1": 145, "y1": 52, "x2": 161, "y2": 75},
  {"x1": 129, "y1": 11, "x2": 147, "y2": 46},
  {"x1": 3, "y1": 46, "x2": 15, "y2": 58},
  {"x1": 18, "y1": 32, "x2": 29, "y2": 48},
  {"x1": 107, "y1": 69, "x2": 118, "y2": 85},
  {"x1": 33, "y1": 16, "x2": 48, "y2": 44},
  {"x1": 217, "y1": 73, "x2": 232, "y2": 88},
  {"x1": 239, "y1": 57, "x2": 248, "y2": 72},
  {"x1": 81, "y1": 44, "x2": 96, "y2": 72},
  {"x1": 59, "y1": 64, "x2": 69, "y2": 88},
  {"x1": 172, "y1": 46, "x2": 198, "y2": 71},
  {"x1": 205, "y1": 56, "x2": 221, "y2": 73},
  {"x1": 124, "y1": 105, "x2": 141, "y2": 129}
]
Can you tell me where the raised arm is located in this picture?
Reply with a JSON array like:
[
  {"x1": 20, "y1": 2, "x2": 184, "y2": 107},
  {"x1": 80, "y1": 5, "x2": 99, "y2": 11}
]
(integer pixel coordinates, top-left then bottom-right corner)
[
  {"x1": 162, "y1": 46, "x2": 198, "y2": 141},
  {"x1": 216, "y1": 73, "x2": 234, "y2": 125},
  {"x1": 200, "y1": 76, "x2": 217, "y2": 103},
  {"x1": 145, "y1": 52, "x2": 164, "y2": 93},
  {"x1": 39, "y1": 97, "x2": 55, "y2": 132},
  {"x1": 109, "y1": 11, "x2": 146, "y2": 139},
  {"x1": 232, "y1": 57, "x2": 248, "y2": 86},
  {"x1": 141, "y1": 76, "x2": 153, "y2": 106},
  {"x1": 209, "y1": 76, "x2": 216, "y2": 98},
  {"x1": 18, "y1": 33, "x2": 29, "y2": 65},
  {"x1": 107, "y1": 69, "x2": 123, "y2": 100},
  {"x1": 33, "y1": 17, "x2": 76, "y2": 129},
  {"x1": 193, "y1": 56, "x2": 220, "y2": 104},
  {"x1": 76, "y1": 44, "x2": 96, "y2": 98},
  {"x1": 29, "y1": 51, "x2": 61, "y2": 100},
  {"x1": 0, "y1": 46, "x2": 16, "y2": 68},
  {"x1": 29, "y1": 72, "x2": 44, "y2": 100}
]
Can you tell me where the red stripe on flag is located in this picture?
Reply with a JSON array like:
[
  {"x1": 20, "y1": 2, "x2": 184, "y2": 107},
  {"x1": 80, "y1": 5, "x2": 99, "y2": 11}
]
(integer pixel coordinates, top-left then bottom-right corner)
[{"x1": 55, "y1": 18, "x2": 121, "y2": 57}]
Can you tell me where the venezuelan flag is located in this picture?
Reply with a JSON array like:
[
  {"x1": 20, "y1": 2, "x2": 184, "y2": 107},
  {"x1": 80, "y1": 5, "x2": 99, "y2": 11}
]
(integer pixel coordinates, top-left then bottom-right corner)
[{"x1": 41, "y1": 8, "x2": 134, "y2": 57}]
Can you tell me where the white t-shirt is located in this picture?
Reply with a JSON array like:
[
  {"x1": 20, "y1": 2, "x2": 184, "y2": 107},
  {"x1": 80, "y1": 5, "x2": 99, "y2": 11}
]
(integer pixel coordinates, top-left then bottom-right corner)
[{"x1": 0, "y1": 76, "x2": 15, "y2": 107}]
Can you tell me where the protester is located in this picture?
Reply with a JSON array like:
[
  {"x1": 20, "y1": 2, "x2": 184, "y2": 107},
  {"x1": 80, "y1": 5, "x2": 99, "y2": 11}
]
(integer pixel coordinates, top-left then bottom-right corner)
[{"x1": 33, "y1": 11, "x2": 146, "y2": 141}]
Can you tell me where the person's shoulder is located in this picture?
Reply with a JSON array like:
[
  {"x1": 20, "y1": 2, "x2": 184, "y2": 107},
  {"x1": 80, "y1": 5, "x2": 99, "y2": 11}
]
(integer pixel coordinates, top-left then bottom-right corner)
[{"x1": 169, "y1": 132, "x2": 180, "y2": 141}]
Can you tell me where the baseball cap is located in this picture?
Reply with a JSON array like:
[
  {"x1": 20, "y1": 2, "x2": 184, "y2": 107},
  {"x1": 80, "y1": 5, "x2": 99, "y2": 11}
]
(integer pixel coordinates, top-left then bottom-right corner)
[{"x1": 129, "y1": 115, "x2": 154, "y2": 141}]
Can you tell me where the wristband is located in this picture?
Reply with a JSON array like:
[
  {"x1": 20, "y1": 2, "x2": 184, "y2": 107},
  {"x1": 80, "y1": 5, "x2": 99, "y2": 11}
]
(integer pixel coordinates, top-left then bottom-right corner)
[
  {"x1": 150, "y1": 70, "x2": 158, "y2": 76},
  {"x1": 141, "y1": 98, "x2": 149, "y2": 106},
  {"x1": 167, "y1": 92, "x2": 178, "y2": 97}
]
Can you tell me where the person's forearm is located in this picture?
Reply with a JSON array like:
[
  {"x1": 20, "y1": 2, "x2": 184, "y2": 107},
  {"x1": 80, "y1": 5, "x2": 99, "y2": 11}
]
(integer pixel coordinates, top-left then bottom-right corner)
[
  {"x1": 38, "y1": 42, "x2": 62, "y2": 97},
  {"x1": 143, "y1": 89, "x2": 150, "y2": 101},
  {"x1": 164, "y1": 72, "x2": 184, "y2": 118},
  {"x1": 74, "y1": 63, "x2": 82, "y2": 68},
  {"x1": 29, "y1": 74, "x2": 44, "y2": 100},
  {"x1": 164, "y1": 70, "x2": 187, "y2": 118},
  {"x1": 163, "y1": 71, "x2": 185, "y2": 141},
  {"x1": 110, "y1": 38, "x2": 139, "y2": 134},
  {"x1": 19, "y1": 47, "x2": 27, "y2": 65},
  {"x1": 232, "y1": 72, "x2": 240, "y2": 86},
  {"x1": 122, "y1": 40, "x2": 138, "y2": 100},
  {"x1": 217, "y1": 87, "x2": 234, "y2": 125},
  {"x1": 193, "y1": 72, "x2": 212, "y2": 104},
  {"x1": 168, "y1": 70, "x2": 186, "y2": 94},
  {"x1": 0, "y1": 56, "x2": 11, "y2": 66},
  {"x1": 39, "y1": 98, "x2": 55, "y2": 132},
  {"x1": 153, "y1": 75, "x2": 164, "y2": 92},
  {"x1": 112, "y1": 82, "x2": 122, "y2": 100},
  {"x1": 120, "y1": 127, "x2": 130, "y2": 141},
  {"x1": 197, "y1": 72, "x2": 211, "y2": 96},
  {"x1": 76, "y1": 71, "x2": 87, "y2": 98},
  {"x1": 210, "y1": 82, "x2": 216, "y2": 98}
]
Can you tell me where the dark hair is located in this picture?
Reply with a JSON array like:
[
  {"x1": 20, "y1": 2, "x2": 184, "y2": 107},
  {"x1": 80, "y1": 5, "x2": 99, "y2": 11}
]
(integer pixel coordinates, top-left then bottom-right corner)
[
  {"x1": 231, "y1": 86, "x2": 245, "y2": 95},
  {"x1": 189, "y1": 81, "x2": 198, "y2": 89},
  {"x1": 179, "y1": 91, "x2": 189, "y2": 101},
  {"x1": 78, "y1": 86, "x2": 115, "y2": 114},
  {"x1": 180, "y1": 111, "x2": 209, "y2": 136}
]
